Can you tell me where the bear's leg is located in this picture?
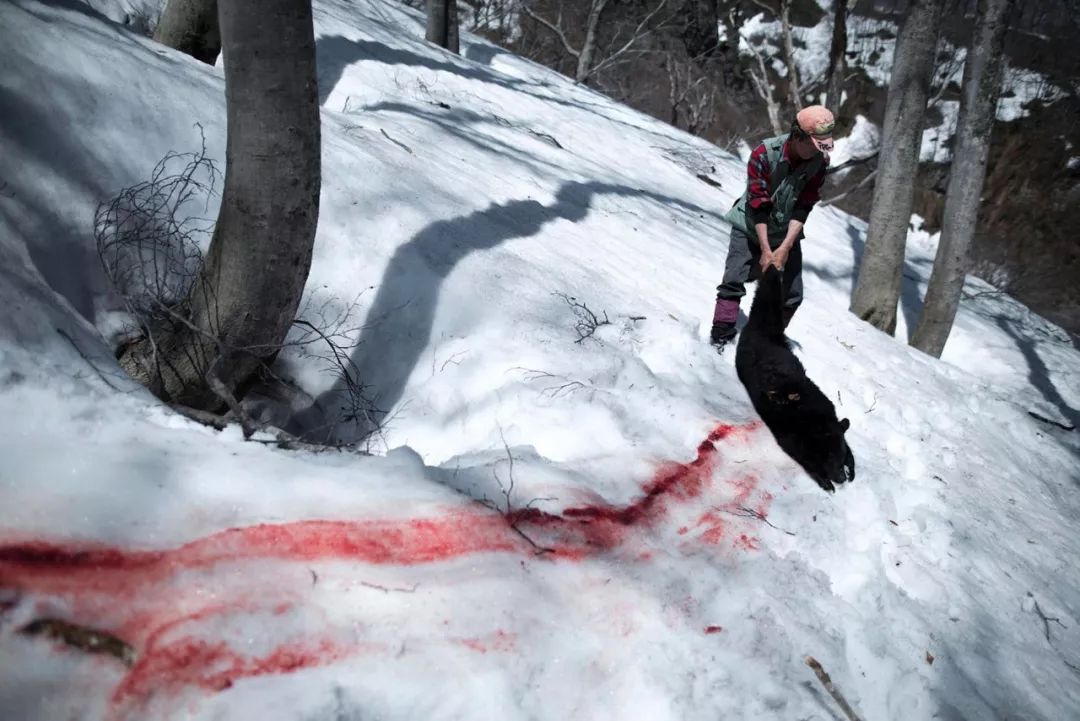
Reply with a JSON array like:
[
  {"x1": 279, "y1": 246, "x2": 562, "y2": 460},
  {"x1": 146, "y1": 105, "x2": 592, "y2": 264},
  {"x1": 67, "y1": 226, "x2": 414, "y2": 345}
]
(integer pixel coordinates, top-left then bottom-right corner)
[{"x1": 781, "y1": 241, "x2": 804, "y2": 328}]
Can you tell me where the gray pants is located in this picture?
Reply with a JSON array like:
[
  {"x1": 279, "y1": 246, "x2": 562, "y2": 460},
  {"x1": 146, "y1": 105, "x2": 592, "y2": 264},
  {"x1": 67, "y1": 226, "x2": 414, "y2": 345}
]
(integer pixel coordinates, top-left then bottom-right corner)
[{"x1": 716, "y1": 226, "x2": 803, "y2": 310}]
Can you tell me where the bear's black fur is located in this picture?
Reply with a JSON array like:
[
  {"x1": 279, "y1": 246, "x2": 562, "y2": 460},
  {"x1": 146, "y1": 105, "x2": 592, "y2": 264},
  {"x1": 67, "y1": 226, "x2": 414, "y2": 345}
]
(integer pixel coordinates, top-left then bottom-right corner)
[{"x1": 735, "y1": 265, "x2": 855, "y2": 492}]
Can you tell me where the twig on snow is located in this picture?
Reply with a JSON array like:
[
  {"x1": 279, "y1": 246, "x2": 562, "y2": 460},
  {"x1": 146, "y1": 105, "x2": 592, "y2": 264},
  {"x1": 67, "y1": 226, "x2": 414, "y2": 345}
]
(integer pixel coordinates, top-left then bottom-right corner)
[
  {"x1": 528, "y1": 128, "x2": 564, "y2": 149},
  {"x1": 495, "y1": 426, "x2": 517, "y2": 510},
  {"x1": 864, "y1": 392, "x2": 878, "y2": 414},
  {"x1": 716, "y1": 505, "x2": 796, "y2": 536},
  {"x1": 380, "y1": 128, "x2": 414, "y2": 154},
  {"x1": 1028, "y1": 592, "x2": 1067, "y2": 641},
  {"x1": 360, "y1": 580, "x2": 419, "y2": 594},
  {"x1": 492, "y1": 425, "x2": 556, "y2": 555},
  {"x1": 20, "y1": 618, "x2": 135, "y2": 667},
  {"x1": 512, "y1": 367, "x2": 591, "y2": 399},
  {"x1": 206, "y1": 356, "x2": 257, "y2": 439},
  {"x1": 804, "y1": 656, "x2": 865, "y2": 721},
  {"x1": 554, "y1": 292, "x2": 611, "y2": 344}
]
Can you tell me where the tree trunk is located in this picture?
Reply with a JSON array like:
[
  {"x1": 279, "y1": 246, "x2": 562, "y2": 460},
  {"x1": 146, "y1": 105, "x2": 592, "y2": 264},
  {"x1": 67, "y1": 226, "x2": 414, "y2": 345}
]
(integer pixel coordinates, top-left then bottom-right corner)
[
  {"x1": 426, "y1": 0, "x2": 459, "y2": 54},
  {"x1": 825, "y1": 0, "x2": 849, "y2": 116},
  {"x1": 447, "y1": 0, "x2": 459, "y2": 55},
  {"x1": 911, "y1": 0, "x2": 1015, "y2": 357},
  {"x1": 849, "y1": 0, "x2": 945, "y2": 334},
  {"x1": 779, "y1": 0, "x2": 802, "y2": 111},
  {"x1": 576, "y1": 0, "x2": 611, "y2": 84},
  {"x1": 745, "y1": 39, "x2": 784, "y2": 134},
  {"x1": 426, "y1": 0, "x2": 448, "y2": 48},
  {"x1": 120, "y1": 0, "x2": 321, "y2": 409},
  {"x1": 153, "y1": 0, "x2": 220, "y2": 64},
  {"x1": 682, "y1": 0, "x2": 719, "y2": 60}
]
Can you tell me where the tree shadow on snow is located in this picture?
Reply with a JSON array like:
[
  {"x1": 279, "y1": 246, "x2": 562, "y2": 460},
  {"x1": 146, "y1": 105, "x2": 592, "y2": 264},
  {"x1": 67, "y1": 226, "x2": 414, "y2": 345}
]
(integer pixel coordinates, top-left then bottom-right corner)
[
  {"x1": 0, "y1": 82, "x2": 108, "y2": 322},
  {"x1": 2, "y1": 0, "x2": 199, "y2": 323},
  {"x1": 313, "y1": 34, "x2": 666, "y2": 138},
  {"x1": 996, "y1": 316, "x2": 1080, "y2": 461},
  {"x1": 316, "y1": 35, "x2": 509, "y2": 107},
  {"x1": 288, "y1": 181, "x2": 724, "y2": 443},
  {"x1": 463, "y1": 43, "x2": 509, "y2": 67},
  {"x1": 356, "y1": 101, "x2": 564, "y2": 176},
  {"x1": 802, "y1": 223, "x2": 927, "y2": 335},
  {"x1": 929, "y1": 603, "x2": 1068, "y2": 721}
]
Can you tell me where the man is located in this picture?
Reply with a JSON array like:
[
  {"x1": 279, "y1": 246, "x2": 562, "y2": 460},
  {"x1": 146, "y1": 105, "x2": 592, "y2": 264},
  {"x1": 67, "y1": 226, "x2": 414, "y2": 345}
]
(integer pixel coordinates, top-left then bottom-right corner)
[{"x1": 710, "y1": 105, "x2": 835, "y2": 351}]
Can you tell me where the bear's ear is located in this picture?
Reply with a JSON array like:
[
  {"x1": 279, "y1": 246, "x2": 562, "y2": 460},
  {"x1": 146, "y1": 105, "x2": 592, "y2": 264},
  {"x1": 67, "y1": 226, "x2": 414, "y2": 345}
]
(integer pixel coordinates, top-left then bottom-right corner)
[{"x1": 840, "y1": 418, "x2": 850, "y2": 432}]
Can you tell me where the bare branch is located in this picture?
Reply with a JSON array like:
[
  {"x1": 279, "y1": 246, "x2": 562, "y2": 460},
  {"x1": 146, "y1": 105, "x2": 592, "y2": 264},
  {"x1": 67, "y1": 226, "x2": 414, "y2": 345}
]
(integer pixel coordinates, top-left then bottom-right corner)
[
  {"x1": 20, "y1": 618, "x2": 135, "y2": 667},
  {"x1": 827, "y1": 151, "x2": 879, "y2": 175},
  {"x1": 804, "y1": 656, "x2": 865, "y2": 721},
  {"x1": 746, "y1": 0, "x2": 774, "y2": 16},
  {"x1": 821, "y1": 168, "x2": 877, "y2": 206},
  {"x1": 520, "y1": 2, "x2": 581, "y2": 59},
  {"x1": 715, "y1": 505, "x2": 796, "y2": 536},
  {"x1": 360, "y1": 580, "x2": 419, "y2": 594},
  {"x1": 864, "y1": 392, "x2": 878, "y2": 414},
  {"x1": 553, "y1": 292, "x2": 611, "y2": 343},
  {"x1": 588, "y1": 0, "x2": 669, "y2": 79},
  {"x1": 206, "y1": 355, "x2": 258, "y2": 438},
  {"x1": 1028, "y1": 592, "x2": 1068, "y2": 641},
  {"x1": 742, "y1": 33, "x2": 783, "y2": 133},
  {"x1": 779, "y1": 0, "x2": 802, "y2": 110}
]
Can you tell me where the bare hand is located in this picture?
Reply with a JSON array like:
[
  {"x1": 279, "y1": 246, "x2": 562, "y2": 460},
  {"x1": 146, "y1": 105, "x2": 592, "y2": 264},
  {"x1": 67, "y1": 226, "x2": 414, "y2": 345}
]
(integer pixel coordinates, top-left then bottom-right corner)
[
  {"x1": 772, "y1": 245, "x2": 790, "y2": 270},
  {"x1": 759, "y1": 249, "x2": 775, "y2": 273}
]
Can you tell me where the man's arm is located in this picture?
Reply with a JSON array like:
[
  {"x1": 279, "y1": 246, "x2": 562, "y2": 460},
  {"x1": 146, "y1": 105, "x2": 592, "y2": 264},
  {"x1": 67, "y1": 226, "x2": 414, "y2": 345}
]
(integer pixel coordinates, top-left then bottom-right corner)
[
  {"x1": 770, "y1": 219, "x2": 804, "y2": 269},
  {"x1": 772, "y1": 162, "x2": 828, "y2": 268},
  {"x1": 746, "y1": 143, "x2": 774, "y2": 268}
]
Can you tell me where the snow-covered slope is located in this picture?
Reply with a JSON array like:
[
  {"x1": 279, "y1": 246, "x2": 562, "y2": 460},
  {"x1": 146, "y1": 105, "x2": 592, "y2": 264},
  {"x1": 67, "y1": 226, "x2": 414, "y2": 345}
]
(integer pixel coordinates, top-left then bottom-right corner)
[{"x1": 1, "y1": 1, "x2": 1079, "y2": 720}]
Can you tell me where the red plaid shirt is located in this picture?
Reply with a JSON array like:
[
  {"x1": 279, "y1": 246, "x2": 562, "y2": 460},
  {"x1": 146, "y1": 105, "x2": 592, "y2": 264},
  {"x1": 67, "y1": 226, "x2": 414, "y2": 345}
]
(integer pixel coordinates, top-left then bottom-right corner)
[{"x1": 746, "y1": 138, "x2": 828, "y2": 225}]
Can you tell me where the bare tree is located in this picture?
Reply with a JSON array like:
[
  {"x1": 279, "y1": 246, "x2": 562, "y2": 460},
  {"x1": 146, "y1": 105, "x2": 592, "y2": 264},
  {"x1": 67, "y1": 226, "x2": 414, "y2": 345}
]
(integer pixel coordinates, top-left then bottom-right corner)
[
  {"x1": 746, "y1": 0, "x2": 803, "y2": 112},
  {"x1": 779, "y1": 0, "x2": 802, "y2": 110},
  {"x1": 153, "y1": 0, "x2": 220, "y2": 64},
  {"x1": 118, "y1": 0, "x2": 322, "y2": 410},
  {"x1": 681, "y1": 0, "x2": 719, "y2": 60},
  {"x1": 520, "y1": 0, "x2": 669, "y2": 85},
  {"x1": 426, "y1": 0, "x2": 460, "y2": 54},
  {"x1": 825, "y1": 0, "x2": 850, "y2": 116},
  {"x1": 849, "y1": 0, "x2": 946, "y2": 334},
  {"x1": 665, "y1": 51, "x2": 718, "y2": 135},
  {"x1": 911, "y1": 0, "x2": 1017, "y2": 356},
  {"x1": 521, "y1": 0, "x2": 610, "y2": 84},
  {"x1": 741, "y1": 27, "x2": 784, "y2": 134}
]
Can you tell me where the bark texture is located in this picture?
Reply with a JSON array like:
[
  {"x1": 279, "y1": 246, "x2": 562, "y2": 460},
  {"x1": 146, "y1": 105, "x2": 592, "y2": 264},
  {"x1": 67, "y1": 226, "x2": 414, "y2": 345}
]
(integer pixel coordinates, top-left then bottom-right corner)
[
  {"x1": 825, "y1": 0, "x2": 849, "y2": 116},
  {"x1": 120, "y1": 0, "x2": 322, "y2": 409},
  {"x1": 849, "y1": 0, "x2": 946, "y2": 334},
  {"x1": 153, "y1": 0, "x2": 220, "y2": 64},
  {"x1": 426, "y1": 0, "x2": 459, "y2": 54},
  {"x1": 911, "y1": 0, "x2": 1015, "y2": 356},
  {"x1": 576, "y1": 0, "x2": 611, "y2": 84}
]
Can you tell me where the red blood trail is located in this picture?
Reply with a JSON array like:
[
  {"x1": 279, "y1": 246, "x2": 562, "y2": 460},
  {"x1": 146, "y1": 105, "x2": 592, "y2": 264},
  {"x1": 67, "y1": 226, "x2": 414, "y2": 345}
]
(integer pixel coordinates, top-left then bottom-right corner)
[{"x1": 0, "y1": 421, "x2": 762, "y2": 715}]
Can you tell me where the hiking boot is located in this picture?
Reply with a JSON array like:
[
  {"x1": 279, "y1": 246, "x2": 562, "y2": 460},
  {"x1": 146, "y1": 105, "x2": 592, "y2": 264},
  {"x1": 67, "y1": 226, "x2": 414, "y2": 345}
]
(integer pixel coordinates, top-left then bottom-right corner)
[{"x1": 710, "y1": 322, "x2": 736, "y2": 353}]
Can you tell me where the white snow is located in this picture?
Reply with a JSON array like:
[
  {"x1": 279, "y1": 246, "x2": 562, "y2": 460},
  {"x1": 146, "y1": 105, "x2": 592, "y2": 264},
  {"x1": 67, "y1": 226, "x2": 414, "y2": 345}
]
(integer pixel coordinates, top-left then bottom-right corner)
[
  {"x1": 829, "y1": 113, "x2": 881, "y2": 168},
  {"x1": 1, "y1": 1, "x2": 1079, "y2": 721}
]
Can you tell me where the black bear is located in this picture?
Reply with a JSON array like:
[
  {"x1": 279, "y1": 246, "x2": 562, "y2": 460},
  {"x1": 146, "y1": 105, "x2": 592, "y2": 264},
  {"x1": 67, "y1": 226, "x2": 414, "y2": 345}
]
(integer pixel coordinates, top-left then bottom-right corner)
[{"x1": 735, "y1": 265, "x2": 855, "y2": 492}]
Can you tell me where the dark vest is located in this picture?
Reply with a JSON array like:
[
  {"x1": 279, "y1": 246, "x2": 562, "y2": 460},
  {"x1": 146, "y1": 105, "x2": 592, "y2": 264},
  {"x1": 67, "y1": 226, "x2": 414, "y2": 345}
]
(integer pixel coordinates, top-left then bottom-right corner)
[{"x1": 725, "y1": 134, "x2": 825, "y2": 237}]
